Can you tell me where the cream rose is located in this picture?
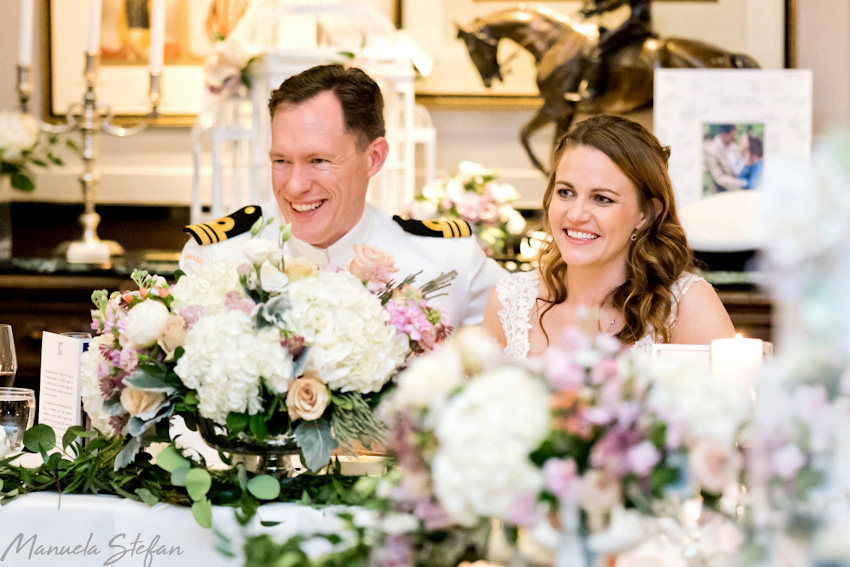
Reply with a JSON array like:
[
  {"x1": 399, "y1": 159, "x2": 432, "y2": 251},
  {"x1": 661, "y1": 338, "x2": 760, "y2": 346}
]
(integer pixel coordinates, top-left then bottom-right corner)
[
  {"x1": 284, "y1": 257, "x2": 318, "y2": 281},
  {"x1": 120, "y1": 387, "x2": 167, "y2": 419},
  {"x1": 286, "y1": 376, "x2": 330, "y2": 421},
  {"x1": 688, "y1": 437, "x2": 742, "y2": 494},
  {"x1": 157, "y1": 314, "x2": 187, "y2": 361},
  {"x1": 579, "y1": 469, "x2": 622, "y2": 516},
  {"x1": 348, "y1": 244, "x2": 398, "y2": 284},
  {"x1": 124, "y1": 300, "x2": 170, "y2": 348}
]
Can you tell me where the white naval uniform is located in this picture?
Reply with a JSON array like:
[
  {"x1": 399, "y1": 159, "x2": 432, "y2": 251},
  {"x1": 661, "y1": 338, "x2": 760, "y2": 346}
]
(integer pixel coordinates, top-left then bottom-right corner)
[{"x1": 179, "y1": 202, "x2": 508, "y2": 327}]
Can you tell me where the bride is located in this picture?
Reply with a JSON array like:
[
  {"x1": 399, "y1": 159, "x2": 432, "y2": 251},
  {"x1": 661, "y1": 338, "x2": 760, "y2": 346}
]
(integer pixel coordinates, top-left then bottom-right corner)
[{"x1": 483, "y1": 114, "x2": 735, "y2": 359}]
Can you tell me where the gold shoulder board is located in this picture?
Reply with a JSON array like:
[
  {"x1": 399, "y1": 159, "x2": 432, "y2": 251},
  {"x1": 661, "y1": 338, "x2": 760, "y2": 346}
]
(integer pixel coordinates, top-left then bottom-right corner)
[
  {"x1": 183, "y1": 205, "x2": 263, "y2": 246},
  {"x1": 392, "y1": 216, "x2": 472, "y2": 238}
]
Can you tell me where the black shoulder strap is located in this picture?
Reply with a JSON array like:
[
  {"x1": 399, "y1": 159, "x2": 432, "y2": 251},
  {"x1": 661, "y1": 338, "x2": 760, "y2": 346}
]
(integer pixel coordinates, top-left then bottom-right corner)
[
  {"x1": 183, "y1": 205, "x2": 263, "y2": 245},
  {"x1": 392, "y1": 216, "x2": 472, "y2": 238}
]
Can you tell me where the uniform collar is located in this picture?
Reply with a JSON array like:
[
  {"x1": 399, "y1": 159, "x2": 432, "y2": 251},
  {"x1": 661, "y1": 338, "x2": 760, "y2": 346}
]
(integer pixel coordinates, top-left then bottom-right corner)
[{"x1": 283, "y1": 203, "x2": 376, "y2": 267}]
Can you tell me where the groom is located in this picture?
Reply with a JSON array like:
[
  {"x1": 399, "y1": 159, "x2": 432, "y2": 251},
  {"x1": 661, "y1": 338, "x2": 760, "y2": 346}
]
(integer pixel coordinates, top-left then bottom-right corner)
[{"x1": 179, "y1": 64, "x2": 506, "y2": 326}]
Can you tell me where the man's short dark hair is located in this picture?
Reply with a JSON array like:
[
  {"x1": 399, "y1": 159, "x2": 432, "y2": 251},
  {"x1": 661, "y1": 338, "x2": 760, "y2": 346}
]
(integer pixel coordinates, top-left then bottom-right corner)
[
  {"x1": 718, "y1": 124, "x2": 736, "y2": 134},
  {"x1": 268, "y1": 64, "x2": 385, "y2": 150}
]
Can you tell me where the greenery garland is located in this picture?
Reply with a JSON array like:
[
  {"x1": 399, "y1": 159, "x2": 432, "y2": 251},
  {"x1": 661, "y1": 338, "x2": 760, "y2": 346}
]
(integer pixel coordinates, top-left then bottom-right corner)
[{"x1": 0, "y1": 424, "x2": 363, "y2": 528}]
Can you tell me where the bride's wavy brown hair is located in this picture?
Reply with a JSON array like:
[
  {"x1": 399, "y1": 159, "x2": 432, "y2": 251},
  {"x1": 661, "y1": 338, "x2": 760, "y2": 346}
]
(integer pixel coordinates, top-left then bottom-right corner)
[{"x1": 538, "y1": 114, "x2": 693, "y2": 344}]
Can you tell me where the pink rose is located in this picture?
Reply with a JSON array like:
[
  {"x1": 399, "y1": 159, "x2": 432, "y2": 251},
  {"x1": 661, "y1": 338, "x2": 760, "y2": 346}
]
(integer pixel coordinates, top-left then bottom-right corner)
[
  {"x1": 688, "y1": 437, "x2": 742, "y2": 493},
  {"x1": 348, "y1": 244, "x2": 398, "y2": 284},
  {"x1": 286, "y1": 375, "x2": 330, "y2": 421}
]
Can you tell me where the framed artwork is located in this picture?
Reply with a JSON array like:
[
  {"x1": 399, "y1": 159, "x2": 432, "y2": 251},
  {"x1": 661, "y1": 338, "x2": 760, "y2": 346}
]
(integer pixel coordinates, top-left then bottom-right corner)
[
  {"x1": 44, "y1": 0, "x2": 401, "y2": 126},
  {"x1": 401, "y1": 0, "x2": 795, "y2": 105},
  {"x1": 654, "y1": 68, "x2": 812, "y2": 251}
]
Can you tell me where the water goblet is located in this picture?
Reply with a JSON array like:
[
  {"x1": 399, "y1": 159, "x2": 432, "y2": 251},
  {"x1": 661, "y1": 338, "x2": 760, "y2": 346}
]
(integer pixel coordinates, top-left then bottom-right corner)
[
  {"x1": 0, "y1": 387, "x2": 36, "y2": 457},
  {"x1": 0, "y1": 324, "x2": 17, "y2": 387}
]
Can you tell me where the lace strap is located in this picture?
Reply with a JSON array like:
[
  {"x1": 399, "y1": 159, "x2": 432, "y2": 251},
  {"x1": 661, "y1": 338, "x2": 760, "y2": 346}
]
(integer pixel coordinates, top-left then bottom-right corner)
[
  {"x1": 667, "y1": 272, "x2": 706, "y2": 330},
  {"x1": 496, "y1": 271, "x2": 540, "y2": 360}
]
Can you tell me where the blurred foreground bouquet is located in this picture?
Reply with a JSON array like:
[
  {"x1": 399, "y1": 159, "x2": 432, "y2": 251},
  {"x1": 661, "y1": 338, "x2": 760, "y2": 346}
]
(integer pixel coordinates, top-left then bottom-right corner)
[
  {"x1": 80, "y1": 218, "x2": 454, "y2": 472},
  {"x1": 0, "y1": 110, "x2": 64, "y2": 192},
  {"x1": 360, "y1": 323, "x2": 750, "y2": 565},
  {"x1": 409, "y1": 161, "x2": 526, "y2": 255}
]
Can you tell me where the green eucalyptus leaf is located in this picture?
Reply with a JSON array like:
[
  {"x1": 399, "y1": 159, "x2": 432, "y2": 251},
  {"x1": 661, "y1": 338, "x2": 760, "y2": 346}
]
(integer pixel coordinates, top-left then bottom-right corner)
[
  {"x1": 113, "y1": 437, "x2": 142, "y2": 470},
  {"x1": 247, "y1": 475, "x2": 280, "y2": 501},
  {"x1": 156, "y1": 445, "x2": 190, "y2": 472},
  {"x1": 185, "y1": 468, "x2": 212, "y2": 501},
  {"x1": 24, "y1": 424, "x2": 56, "y2": 453},
  {"x1": 171, "y1": 465, "x2": 190, "y2": 487},
  {"x1": 192, "y1": 498, "x2": 213, "y2": 529}
]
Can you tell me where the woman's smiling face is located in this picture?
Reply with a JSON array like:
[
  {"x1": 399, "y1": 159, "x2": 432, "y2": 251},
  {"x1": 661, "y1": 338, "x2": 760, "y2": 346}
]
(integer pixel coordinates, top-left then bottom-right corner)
[{"x1": 548, "y1": 145, "x2": 647, "y2": 274}]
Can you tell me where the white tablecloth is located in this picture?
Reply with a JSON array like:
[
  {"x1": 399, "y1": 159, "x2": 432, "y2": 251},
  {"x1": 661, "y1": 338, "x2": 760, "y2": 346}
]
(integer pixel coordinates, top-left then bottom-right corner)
[{"x1": 1, "y1": 491, "x2": 355, "y2": 567}]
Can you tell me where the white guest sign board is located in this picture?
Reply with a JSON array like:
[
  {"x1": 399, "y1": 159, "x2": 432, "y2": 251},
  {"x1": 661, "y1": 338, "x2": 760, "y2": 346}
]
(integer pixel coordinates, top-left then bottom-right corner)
[
  {"x1": 38, "y1": 332, "x2": 90, "y2": 438},
  {"x1": 654, "y1": 69, "x2": 812, "y2": 251}
]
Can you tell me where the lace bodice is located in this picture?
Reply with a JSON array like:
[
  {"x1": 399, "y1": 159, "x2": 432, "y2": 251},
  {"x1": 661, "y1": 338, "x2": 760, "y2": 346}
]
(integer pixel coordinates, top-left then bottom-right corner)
[{"x1": 495, "y1": 271, "x2": 704, "y2": 359}]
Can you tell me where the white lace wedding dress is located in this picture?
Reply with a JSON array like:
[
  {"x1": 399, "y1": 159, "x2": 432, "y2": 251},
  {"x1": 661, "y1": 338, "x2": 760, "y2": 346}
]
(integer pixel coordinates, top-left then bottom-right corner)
[{"x1": 496, "y1": 270, "x2": 704, "y2": 359}]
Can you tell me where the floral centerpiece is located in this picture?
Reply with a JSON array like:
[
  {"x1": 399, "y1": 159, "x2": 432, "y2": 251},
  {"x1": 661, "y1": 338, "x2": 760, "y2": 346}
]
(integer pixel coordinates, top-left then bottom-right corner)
[
  {"x1": 408, "y1": 161, "x2": 527, "y2": 256},
  {"x1": 350, "y1": 322, "x2": 751, "y2": 566},
  {"x1": 80, "y1": 219, "x2": 453, "y2": 473}
]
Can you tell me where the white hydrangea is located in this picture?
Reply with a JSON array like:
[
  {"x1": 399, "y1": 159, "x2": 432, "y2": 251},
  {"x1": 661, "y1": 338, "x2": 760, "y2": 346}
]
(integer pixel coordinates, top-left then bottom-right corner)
[
  {"x1": 0, "y1": 110, "x2": 39, "y2": 162},
  {"x1": 175, "y1": 309, "x2": 294, "y2": 424},
  {"x1": 80, "y1": 334, "x2": 123, "y2": 436},
  {"x1": 283, "y1": 269, "x2": 408, "y2": 394},
  {"x1": 390, "y1": 344, "x2": 464, "y2": 417},
  {"x1": 170, "y1": 259, "x2": 244, "y2": 314},
  {"x1": 645, "y1": 357, "x2": 750, "y2": 446},
  {"x1": 432, "y1": 367, "x2": 550, "y2": 525}
]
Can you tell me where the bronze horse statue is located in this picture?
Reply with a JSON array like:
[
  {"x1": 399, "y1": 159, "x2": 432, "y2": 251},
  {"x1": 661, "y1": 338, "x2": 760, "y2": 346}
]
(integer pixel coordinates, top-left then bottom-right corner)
[{"x1": 457, "y1": 5, "x2": 759, "y2": 172}]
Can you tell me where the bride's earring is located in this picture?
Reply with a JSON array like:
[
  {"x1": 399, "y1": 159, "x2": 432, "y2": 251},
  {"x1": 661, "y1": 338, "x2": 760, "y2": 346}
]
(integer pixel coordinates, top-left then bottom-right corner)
[{"x1": 630, "y1": 230, "x2": 637, "y2": 242}]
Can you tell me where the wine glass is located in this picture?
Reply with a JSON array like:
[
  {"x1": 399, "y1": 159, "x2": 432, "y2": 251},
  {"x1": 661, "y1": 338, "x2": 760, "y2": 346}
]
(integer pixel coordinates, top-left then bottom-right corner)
[
  {"x1": 0, "y1": 324, "x2": 17, "y2": 387},
  {"x1": 0, "y1": 387, "x2": 35, "y2": 457}
]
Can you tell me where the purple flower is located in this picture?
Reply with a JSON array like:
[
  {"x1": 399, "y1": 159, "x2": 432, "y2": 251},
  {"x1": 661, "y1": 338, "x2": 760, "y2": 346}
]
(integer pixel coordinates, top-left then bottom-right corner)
[
  {"x1": 542, "y1": 458, "x2": 582, "y2": 502},
  {"x1": 626, "y1": 441, "x2": 661, "y2": 477},
  {"x1": 370, "y1": 534, "x2": 412, "y2": 567},
  {"x1": 413, "y1": 498, "x2": 454, "y2": 531},
  {"x1": 771, "y1": 444, "x2": 806, "y2": 480},
  {"x1": 508, "y1": 491, "x2": 542, "y2": 527},
  {"x1": 590, "y1": 427, "x2": 642, "y2": 477},
  {"x1": 590, "y1": 357, "x2": 619, "y2": 384},
  {"x1": 545, "y1": 347, "x2": 585, "y2": 391}
]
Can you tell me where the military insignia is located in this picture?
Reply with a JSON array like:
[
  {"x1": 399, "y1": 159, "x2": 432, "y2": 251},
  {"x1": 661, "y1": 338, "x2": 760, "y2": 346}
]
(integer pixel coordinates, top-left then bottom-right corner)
[
  {"x1": 392, "y1": 216, "x2": 472, "y2": 238},
  {"x1": 183, "y1": 205, "x2": 263, "y2": 245}
]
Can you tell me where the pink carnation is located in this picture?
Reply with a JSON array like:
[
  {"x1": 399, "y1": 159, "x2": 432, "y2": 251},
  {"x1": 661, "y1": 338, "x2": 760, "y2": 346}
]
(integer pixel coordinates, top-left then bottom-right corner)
[{"x1": 224, "y1": 291, "x2": 255, "y2": 314}]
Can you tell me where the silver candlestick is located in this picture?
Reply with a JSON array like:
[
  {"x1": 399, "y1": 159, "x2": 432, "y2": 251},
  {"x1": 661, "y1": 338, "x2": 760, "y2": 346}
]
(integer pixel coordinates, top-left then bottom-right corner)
[{"x1": 16, "y1": 52, "x2": 160, "y2": 263}]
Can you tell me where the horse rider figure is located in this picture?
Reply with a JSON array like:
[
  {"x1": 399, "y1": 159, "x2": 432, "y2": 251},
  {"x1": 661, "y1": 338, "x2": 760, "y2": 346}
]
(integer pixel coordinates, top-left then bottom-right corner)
[{"x1": 566, "y1": 0, "x2": 656, "y2": 102}]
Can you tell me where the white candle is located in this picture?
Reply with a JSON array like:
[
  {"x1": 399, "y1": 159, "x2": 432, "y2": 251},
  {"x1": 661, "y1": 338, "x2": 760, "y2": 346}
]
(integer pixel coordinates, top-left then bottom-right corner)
[
  {"x1": 86, "y1": 0, "x2": 102, "y2": 55},
  {"x1": 711, "y1": 334, "x2": 763, "y2": 388},
  {"x1": 149, "y1": 0, "x2": 166, "y2": 74},
  {"x1": 18, "y1": 0, "x2": 34, "y2": 66}
]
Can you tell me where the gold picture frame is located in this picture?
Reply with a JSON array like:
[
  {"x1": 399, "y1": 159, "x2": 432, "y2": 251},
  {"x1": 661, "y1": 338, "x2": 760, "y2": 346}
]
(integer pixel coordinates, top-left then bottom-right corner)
[{"x1": 402, "y1": 0, "x2": 796, "y2": 107}]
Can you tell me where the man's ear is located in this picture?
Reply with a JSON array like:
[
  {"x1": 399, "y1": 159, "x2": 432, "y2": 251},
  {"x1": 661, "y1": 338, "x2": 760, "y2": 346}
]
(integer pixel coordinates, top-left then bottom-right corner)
[{"x1": 365, "y1": 137, "x2": 389, "y2": 177}]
